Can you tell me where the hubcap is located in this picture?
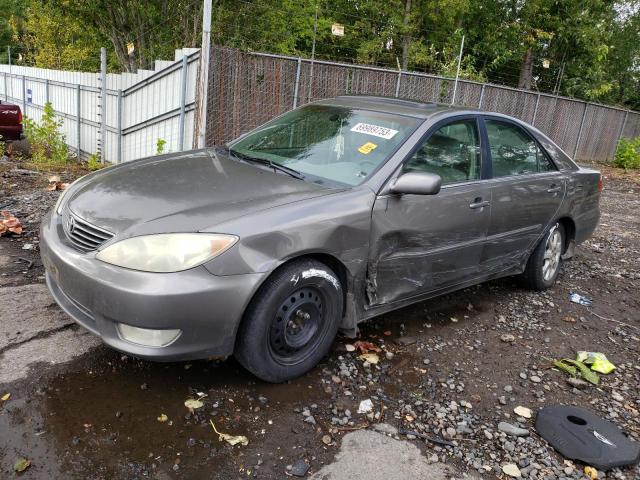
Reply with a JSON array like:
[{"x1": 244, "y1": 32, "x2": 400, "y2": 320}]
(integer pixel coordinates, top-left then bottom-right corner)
[
  {"x1": 269, "y1": 287, "x2": 324, "y2": 364},
  {"x1": 542, "y1": 226, "x2": 562, "y2": 281}
]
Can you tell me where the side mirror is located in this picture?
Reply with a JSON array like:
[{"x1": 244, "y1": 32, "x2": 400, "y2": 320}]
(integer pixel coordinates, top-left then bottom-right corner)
[{"x1": 389, "y1": 172, "x2": 442, "y2": 195}]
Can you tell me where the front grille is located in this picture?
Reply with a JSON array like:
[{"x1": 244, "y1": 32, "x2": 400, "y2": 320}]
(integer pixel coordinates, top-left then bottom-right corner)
[{"x1": 62, "y1": 209, "x2": 114, "y2": 252}]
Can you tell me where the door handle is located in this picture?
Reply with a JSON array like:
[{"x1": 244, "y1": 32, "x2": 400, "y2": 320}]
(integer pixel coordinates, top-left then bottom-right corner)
[
  {"x1": 547, "y1": 184, "x2": 562, "y2": 193},
  {"x1": 469, "y1": 199, "x2": 490, "y2": 209}
]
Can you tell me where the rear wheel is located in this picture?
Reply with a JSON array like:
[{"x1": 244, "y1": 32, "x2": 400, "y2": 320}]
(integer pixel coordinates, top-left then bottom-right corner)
[
  {"x1": 523, "y1": 222, "x2": 565, "y2": 290},
  {"x1": 235, "y1": 259, "x2": 343, "y2": 383}
]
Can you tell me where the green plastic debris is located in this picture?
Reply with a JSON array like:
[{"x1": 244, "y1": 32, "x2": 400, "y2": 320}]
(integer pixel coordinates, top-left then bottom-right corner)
[
  {"x1": 561, "y1": 359, "x2": 600, "y2": 385},
  {"x1": 576, "y1": 351, "x2": 616, "y2": 374}
]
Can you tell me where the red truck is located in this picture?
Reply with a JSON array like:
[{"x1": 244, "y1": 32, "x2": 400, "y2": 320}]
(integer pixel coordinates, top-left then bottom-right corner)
[{"x1": 0, "y1": 101, "x2": 24, "y2": 141}]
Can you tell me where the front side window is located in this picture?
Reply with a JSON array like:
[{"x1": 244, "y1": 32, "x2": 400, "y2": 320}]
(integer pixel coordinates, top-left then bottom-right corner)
[
  {"x1": 403, "y1": 119, "x2": 481, "y2": 185},
  {"x1": 485, "y1": 119, "x2": 556, "y2": 177},
  {"x1": 229, "y1": 105, "x2": 418, "y2": 186}
]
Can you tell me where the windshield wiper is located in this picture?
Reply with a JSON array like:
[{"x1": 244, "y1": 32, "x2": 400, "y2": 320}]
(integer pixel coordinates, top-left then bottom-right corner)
[{"x1": 228, "y1": 148, "x2": 305, "y2": 180}]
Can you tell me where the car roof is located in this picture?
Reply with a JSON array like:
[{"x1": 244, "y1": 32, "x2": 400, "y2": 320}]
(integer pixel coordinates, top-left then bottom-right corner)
[{"x1": 314, "y1": 95, "x2": 474, "y2": 119}]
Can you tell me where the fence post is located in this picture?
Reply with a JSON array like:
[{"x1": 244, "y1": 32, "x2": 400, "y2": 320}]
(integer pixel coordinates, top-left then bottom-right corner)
[
  {"x1": 573, "y1": 103, "x2": 588, "y2": 160},
  {"x1": 195, "y1": 0, "x2": 213, "y2": 148},
  {"x1": 532, "y1": 93, "x2": 541, "y2": 126},
  {"x1": 292, "y1": 57, "x2": 302, "y2": 108},
  {"x1": 3, "y1": 72, "x2": 6, "y2": 101},
  {"x1": 478, "y1": 84, "x2": 485, "y2": 108},
  {"x1": 45, "y1": 79, "x2": 49, "y2": 104},
  {"x1": 76, "y1": 84, "x2": 81, "y2": 159},
  {"x1": 450, "y1": 35, "x2": 465, "y2": 105},
  {"x1": 395, "y1": 70, "x2": 402, "y2": 98},
  {"x1": 21, "y1": 75, "x2": 26, "y2": 113},
  {"x1": 117, "y1": 89, "x2": 123, "y2": 163},
  {"x1": 99, "y1": 47, "x2": 107, "y2": 163},
  {"x1": 178, "y1": 55, "x2": 188, "y2": 151}
]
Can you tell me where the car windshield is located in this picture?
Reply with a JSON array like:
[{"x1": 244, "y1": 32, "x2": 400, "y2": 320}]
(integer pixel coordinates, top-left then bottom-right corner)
[{"x1": 228, "y1": 105, "x2": 418, "y2": 186}]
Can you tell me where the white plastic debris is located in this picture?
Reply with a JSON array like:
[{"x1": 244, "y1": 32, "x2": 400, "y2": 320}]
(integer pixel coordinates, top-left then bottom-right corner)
[{"x1": 358, "y1": 399, "x2": 374, "y2": 414}]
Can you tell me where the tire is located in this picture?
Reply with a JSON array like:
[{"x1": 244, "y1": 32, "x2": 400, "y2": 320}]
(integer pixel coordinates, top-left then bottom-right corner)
[
  {"x1": 523, "y1": 222, "x2": 565, "y2": 291},
  {"x1": 235, "y1": 259, "x2": 343, "y2": 383}
]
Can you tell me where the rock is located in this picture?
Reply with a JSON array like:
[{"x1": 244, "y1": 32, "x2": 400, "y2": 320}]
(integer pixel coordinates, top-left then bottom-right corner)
[
  {"x1": 504, "y1": 385, "x2": 513, "y2": 393},
  {"x1": 530, "y1": 375, "x2": 542, "y2": 383},
  {"x1": 322, "y1": 435, "x2": 332, "y2": 445},
  {"x1": 502, "y1": 463, "x2": 522, "y2": 477},
  {"x1": 483, "y1": 430, "x2": 493, "y2": 440},
  {"x1": 567, "y1": 377, "x2": 589, "y2": 389},
  {"x1": 304, "y1": 415, "x2": 316, "y2": 425},
  {"x1": 513, "y1": 406, "x2": 532, "y2": 419},
  {"x1": 385, "y1": 351, "x2": 394, "y2": 360},
  {"x1": 291, "y1": 459, "x2": 310, "y2": 477},
  {"x1": 345, "y1": 344, "x2": 356, "y2": 352},
  {"x1": 373, "y1": 423, "x2": 398, "y2": 436},
  {"x1": 499, "y1": 396, "x2": 507, "y2": 405},
  {"x1": 396, "y1": 336, "x2": 417, "y2": 346},
  {"x1": 500, "y1": 334, "x2": 516, "y2": 343},
  {"x1": 498, "y1": 422, "x2": 529, "y2": 437}
]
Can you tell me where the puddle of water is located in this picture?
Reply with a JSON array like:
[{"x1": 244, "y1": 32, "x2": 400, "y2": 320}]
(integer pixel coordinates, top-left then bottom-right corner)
[{"x1": 1, "y1": 353, "x2": 324, "y2": 479}]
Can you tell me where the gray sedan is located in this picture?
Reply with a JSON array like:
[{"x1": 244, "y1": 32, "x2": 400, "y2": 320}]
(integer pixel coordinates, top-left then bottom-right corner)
[{"x1": 41, "y1": 96, "x2": 601, "y2": 382}]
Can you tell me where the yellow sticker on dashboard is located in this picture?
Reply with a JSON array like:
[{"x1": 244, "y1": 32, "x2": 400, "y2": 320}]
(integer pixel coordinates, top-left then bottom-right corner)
[{"x1": 358, "y1": 142, "x2": 377, "y2": 154}]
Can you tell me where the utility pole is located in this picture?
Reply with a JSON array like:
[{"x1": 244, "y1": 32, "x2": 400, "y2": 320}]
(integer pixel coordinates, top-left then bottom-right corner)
[
  {"x1": 99, "y1": 47, "x2": 107, "y2": 163},
  {"x1": 451, "y1": 35, "x2": 465, "y2": 106},
  {"x1": 308, "y1": 5, "x2": 318, "y2": 103},
  {"x1": 195, "y1": 0, "x2": 212, "y2": 149}
]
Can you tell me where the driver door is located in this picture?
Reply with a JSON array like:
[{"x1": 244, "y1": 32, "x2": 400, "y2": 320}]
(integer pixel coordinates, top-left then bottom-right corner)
[{"x1": 367, "y1": 116, "x2": 491, "y2": 306}]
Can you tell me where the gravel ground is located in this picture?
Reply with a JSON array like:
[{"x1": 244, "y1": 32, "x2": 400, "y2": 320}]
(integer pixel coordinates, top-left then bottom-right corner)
[{"x1": 0, "y1": 156, "x2": 639, "y2": 479}]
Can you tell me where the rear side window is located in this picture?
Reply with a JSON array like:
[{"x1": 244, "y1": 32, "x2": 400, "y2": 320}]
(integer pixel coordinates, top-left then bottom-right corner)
[
  {"x1": 403, "y1": 119, "x2": 481, "y2": 185},
  {"x1": 486, "y1": 120, "x2": 556, "y2": 177}
]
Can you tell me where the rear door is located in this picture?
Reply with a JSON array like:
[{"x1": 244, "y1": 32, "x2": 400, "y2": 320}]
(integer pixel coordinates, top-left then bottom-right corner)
[
  {"x1": 367, "y1": 116, "x2": 492, "y2": 306},
  {"x1": 480, "y1": 117, "x2": 566, "y2": 274}
]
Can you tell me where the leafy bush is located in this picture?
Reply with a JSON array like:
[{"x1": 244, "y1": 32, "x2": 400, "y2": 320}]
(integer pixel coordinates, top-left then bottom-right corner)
[
  {"x1": 614, "y1": 137, "x2": 640, "y2": 169},
  {"x1": 23, "y1": 102, "x2": 70, "y2": 165},
  {"x1": 156, "y1": 138, "x2": 167, "y2": 155},
  {"x1": 87, "y1": 153, "x2": 103, "y2": 171}
]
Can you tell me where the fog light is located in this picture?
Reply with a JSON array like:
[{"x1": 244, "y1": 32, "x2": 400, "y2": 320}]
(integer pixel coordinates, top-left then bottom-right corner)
[{"x1": 116, "y1": 323, "x2": 181, "y2": 347}]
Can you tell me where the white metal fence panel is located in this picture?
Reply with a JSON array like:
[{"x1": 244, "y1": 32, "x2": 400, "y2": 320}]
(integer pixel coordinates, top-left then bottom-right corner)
[{"x1": 0, "y1": 48, "x2": 200, "y2": 164}]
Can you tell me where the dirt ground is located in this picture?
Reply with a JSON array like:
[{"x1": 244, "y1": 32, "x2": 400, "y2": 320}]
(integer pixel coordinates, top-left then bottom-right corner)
[{"x1": 0, "y1": 155, "x2": 639, "y2": 480}]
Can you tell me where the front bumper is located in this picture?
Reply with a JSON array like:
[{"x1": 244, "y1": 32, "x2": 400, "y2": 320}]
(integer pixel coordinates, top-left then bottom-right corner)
[{"x1": 40, "y1": 212, "x2": 265, "y2": 361}]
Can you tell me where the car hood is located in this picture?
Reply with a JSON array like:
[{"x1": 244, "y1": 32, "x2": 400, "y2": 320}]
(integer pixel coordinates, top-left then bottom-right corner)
[{"x1": 66, "y1": 149, "x2": 335, "y2": 235}]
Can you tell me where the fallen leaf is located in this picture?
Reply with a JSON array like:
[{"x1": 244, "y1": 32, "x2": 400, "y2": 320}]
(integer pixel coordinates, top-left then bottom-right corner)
[
  {"x1": 48, "y1": 175, "x2": 61, "y2": 183},
  {"x1": 14, "y1": 457, "x2": 31, "y2": 472},
  {"x1": 353, "y1": 340, "x2": 381, "y2": 353},
  {"x1": 322, "y1": 434, "x2": 332, "y2": 445},
  {"x1": 210, "y1": 420, "x2": 248, "y2": 446},
  {"x1": 0, "y1": 211, "x2": 22, "y2": 235},
  {"x1": 1, "y1": 393, "x2": 9, "y2": 401},
  {"x1": 157, "y1": 413, "x2": 168, "y2": 422},
  {"x1": 358, "y1": 353, "x2": 379, "y2": 364},
  {"x1": 184, "y1": 398, "x2": 204, "y2": 412},
  {"x1": 450, "y1": 317, "x2": 459, "y2": 323},
  {"x1": 405, "y1": 414, "x2": 414, "y2": 422},
  {"x1": 584, "y1": 466, "x2": 598, "y2": 480},
  {"x1": 562, "y1": 315, "x2": 576, "y2": 323},
  {"x1": 513, "y1": 406, "x2": 532, "y2": 419}
]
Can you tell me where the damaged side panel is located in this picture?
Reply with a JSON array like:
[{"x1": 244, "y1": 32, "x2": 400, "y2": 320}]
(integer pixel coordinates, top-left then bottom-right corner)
[{"x1": 367, "y1": 184, "x2": 492, "y2": 306}]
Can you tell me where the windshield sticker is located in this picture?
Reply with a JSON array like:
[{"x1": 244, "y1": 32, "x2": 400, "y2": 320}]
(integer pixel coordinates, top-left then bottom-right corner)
[
  {"x1": 358, "y1": 142, "x2": 377, "y2": 154},
  {"x1": 350, "y1": 123, "x2": 398, "y2": 139}
]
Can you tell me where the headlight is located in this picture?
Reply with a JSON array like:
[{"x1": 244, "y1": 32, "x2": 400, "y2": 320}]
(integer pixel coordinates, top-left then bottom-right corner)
[
  {"x1": 55, "y1": 176, "x2": 85, "y2": 215},
  {"x1": 95, "y1": 233, "x2": 238, "y2": 273}
]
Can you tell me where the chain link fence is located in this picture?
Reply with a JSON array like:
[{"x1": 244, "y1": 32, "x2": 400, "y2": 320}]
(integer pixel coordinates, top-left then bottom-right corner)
[{"x1": 205, "y1": 45, "x2": 640, "y2": 163}]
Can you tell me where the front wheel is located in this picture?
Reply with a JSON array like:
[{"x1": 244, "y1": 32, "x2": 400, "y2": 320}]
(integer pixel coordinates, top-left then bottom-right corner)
[
  {"x1": 523, "y1": 222, "x2": 565, "y2": 291},
  {"x1": 235, "y1": 259, "x2": 343, "y2": 383}
]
